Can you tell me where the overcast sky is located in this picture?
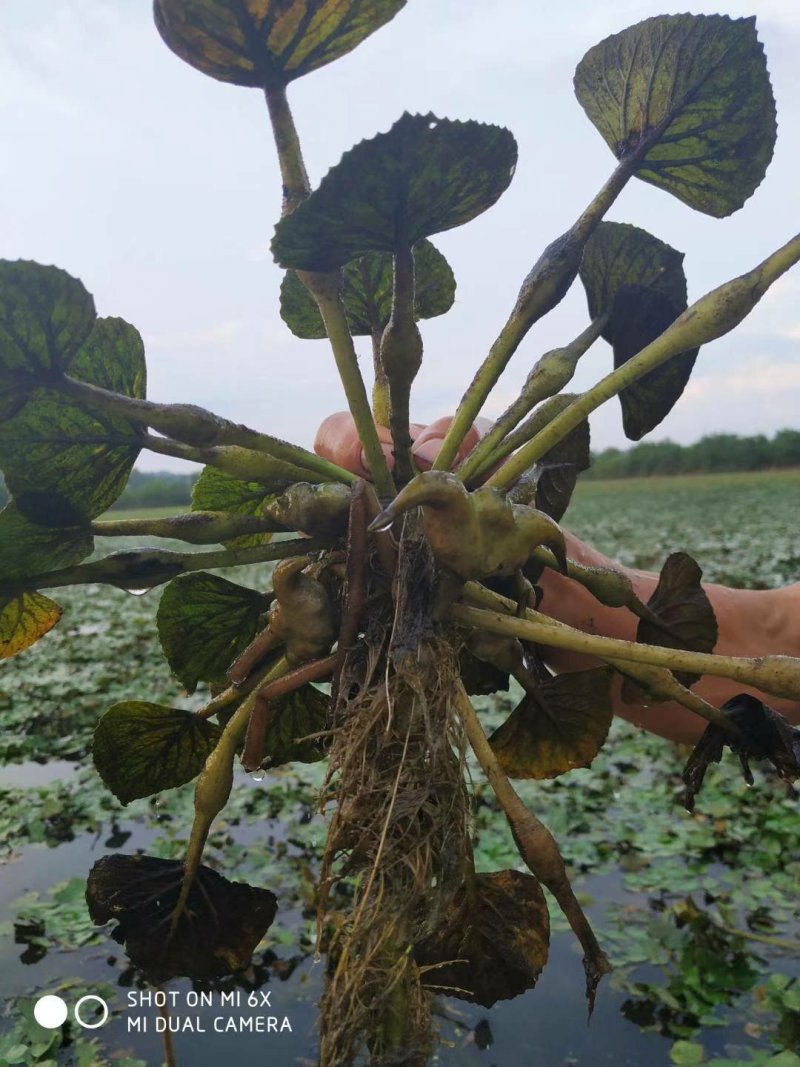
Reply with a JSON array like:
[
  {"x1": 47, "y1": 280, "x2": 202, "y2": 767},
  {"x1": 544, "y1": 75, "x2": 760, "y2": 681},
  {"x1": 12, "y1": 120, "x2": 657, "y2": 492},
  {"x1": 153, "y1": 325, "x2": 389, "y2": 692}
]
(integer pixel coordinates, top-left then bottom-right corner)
[{"x1": 2, "y1": 1, "x2": 798, "y2": 473}]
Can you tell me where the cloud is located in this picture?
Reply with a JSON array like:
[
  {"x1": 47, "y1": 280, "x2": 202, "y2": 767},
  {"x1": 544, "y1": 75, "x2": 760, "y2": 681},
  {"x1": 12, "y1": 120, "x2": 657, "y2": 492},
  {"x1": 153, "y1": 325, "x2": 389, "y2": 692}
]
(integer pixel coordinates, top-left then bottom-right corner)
[{"x1": 683, "y1": 358, "x2": 800, "y2": 399}]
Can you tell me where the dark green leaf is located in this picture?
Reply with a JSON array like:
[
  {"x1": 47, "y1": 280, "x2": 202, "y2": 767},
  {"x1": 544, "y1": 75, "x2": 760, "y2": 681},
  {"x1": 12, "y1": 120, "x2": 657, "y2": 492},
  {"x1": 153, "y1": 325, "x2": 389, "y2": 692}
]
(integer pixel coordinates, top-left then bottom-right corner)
[
  {"x1": 511, "y1": 394, "x2": 590, "y2": 522},
  {"x1": 280, "y1": 239, "x2": 456, "y2": 339},
  {"x1": 489, "y1": 668, "x2": 613, "y2": 779},
  {"x1": 580, "y1": 222, "x2": 697, "y2": 440},
  {"x1": 272, "y1": 113, "x2": 517, "y2": 271},
  {"x1": 0, "y1": 318, "x2": 146, "y2": 524},
  {"x1": 0, "y1": 592, "x2": 62, "y2": 660},
  {"x1": 580, "y1": 222, "x2": 687, "y2": 322},
  {"x1": 191, "y1": 465, "x2": 277, "y2": 549},
  {"x1": 86, "y1": 854, "x2": 277, "y2": 982},
  {"x1": 683, "y1": 694, "x2": 800, "y2": 811},
  {"x1": 154, "y1": 0, "x2": 406, "y2": 88},
  {"x1": 609, "y1": 286, "x2": 698, "y2": 441},
  {"x1": 157, "y1": 572, "x2": 271, "y2": 693},
  {"x1": 459, "y1": 647, "x2": 509, "y2": 697},
  {"x1": 93, "y1": 701, "x2": 223, "y2": 803},
  {"x1": 415, "y1": 870, "x2": 549, "y2": 1007},
  {"x1": 574, "y1": 14, "x2": 776, "y2": 217},
  {"x1": 630, "y1": 552, "x2": 718, "y2": 691},
  {"x1": 0, "y1": 503, "x2": 93, "y2": 578},
  {"x1": 260, "y1": 684, "x2": 329, "y2": 768},
  {"x1": 0, "y1": 260, "x2": 95, "y2": 420}
]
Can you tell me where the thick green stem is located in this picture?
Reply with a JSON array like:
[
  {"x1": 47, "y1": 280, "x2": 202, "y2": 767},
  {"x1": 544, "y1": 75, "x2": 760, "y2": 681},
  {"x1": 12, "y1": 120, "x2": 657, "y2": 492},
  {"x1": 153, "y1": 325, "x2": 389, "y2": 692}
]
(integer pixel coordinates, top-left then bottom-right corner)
[
  {"x1": 454, "y1": 680, "x2": 610, "y2": 1000},
  {"x1": 307, "y1": 272, "x2": 396, "y2": 499},
  {"x1": 91, "y1": 510, "x2": 282, "y2": 545},
  {"x1": 170, "y1": 657, "x2": 289, "y2": 936},
  {"x1": 461, "y1": 581, "x2": 739, "y2": 736},
  {"x1": 381, "y1": 240, "x2": 423, "y2": 483},
  {"x1": 433, "y1": 157, "x2": 637, "y2": 472},
  {"x1": 487, "y1": 233, "x2": 800, "y2": 492},
  {"x1": 59, "y1": 376, "x2": 355, "y2": 485},
  {"x1": 264, "y1": 84, "x2": 311, "y2": 215},
  {"x1": 451, "y1": 601, "x2": 800, "y2": 704},
  {"x1": 7, "y1": 538, "x2": 328, "y2": 595},
  {"x1": 196, "y1": 656, "x2": 280, "y2": 722},
  {"x1": 371, "y1": 330, "x2": 391, "y2": 426},
  {"x1": 143, "y1": 434, "x2": 327, "y2": 488},
  {"x1": 458, "y1": 316, "x2": 606, "y2": 483},
  {"x1": 263, "y1": 68, "x2": 394, "y2": 499}
]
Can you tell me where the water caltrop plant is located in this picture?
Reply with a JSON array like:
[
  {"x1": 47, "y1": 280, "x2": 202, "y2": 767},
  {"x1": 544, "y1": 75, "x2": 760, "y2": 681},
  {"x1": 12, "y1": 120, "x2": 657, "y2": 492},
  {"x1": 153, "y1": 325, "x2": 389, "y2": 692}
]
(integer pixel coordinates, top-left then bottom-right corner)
[{"x1": 2, "y1": 3, "x2": 799, "y2": 1063}]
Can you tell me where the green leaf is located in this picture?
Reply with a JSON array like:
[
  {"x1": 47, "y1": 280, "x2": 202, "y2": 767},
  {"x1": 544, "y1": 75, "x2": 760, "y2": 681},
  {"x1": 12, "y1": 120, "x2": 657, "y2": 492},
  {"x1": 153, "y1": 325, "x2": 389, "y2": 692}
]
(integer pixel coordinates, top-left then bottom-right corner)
[
  {"x1": 670, "y1": 1039, "x2": 706, "y2": 1066},
  {"x1": 280, "y1": 239, "x2": 456, "y2": 339},
  {"x1": 154, "y1": 0, "x2": 406, "y2": 89},
  {"x1": 0, "y1": 592, "x2": 62, "y2": 660},
  {"x1": 415, "y1": 870, "x2": 549, "y2": 1007},
  {"x1": 630, "y1": 552, "x2": 718, "y2": 690},
  {"x1": 0, "y1": 503, "x2": 93, "y2": 578},
  {"x1": 580, "y1": 221, "x2": 698, "y2": 440},
  {"x1": 511, "y1": 394, "x2": 591, "y2": 523},
  {"x1": 191, "y1": 465, "x2": 276, "y2": 549},
  {"x1": 609, "y1": 286, "x2": 698, "y2": 441},
  {"x1": 272, "y1": 113, "x2": 517, "y2": 271},
  {"x1": 261, "y1": 684, "x2": 329, "y2": 768},
  {"x1": 86, "y1": 854, "x2": 277, "y2": 981},
  {"x1": 459, "y1": 647, "x2": 509, "y2": 697},
  {"x1": 0, "y1": 260, "x2": 95, "y2": 420},
  {"x1": 574, "y1": 14, "x2": 776, "y2": 217},
  {"x1": 93, "y1": 702, "x2": 223, "y2": 803},
  {"x1": 581, "y1": 222, "x2": 687, "y2": 322},
  {"x1": 489, "y1": 668, "x2": 613, "y2": 780},
  {"x1": 157, "y1": 572, "x2": 271, "y2": 692},
  {"x1": 0, "y1": 318, "x2": 146, "y2": 525}
]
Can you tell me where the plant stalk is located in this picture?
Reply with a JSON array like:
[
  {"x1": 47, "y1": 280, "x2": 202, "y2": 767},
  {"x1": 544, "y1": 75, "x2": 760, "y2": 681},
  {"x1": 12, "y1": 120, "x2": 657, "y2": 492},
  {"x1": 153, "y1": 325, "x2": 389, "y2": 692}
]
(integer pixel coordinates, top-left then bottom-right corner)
[
  {"x1": 450, "y1": 601, "x2": 800, "y2": 704},
  {"x1": 264, "y1": 84, "x2": 311, "y2": 214},
  {"x1": 458, "y1": 316, "x2": 606, "y2": 483},
  {"x1": 170, "y1": 656, "x2": 289, "y2": 937},
  {"x1": 91, "y1": 511, "x2": 282, "y2": 544},
  {"x1": 432, "y1": 156, "x2": 639, "y2": 472},
  {"x1": 486, "y1": 233, "x2": 800, "y2": 492},
  {"x1": 58, "y1": 376, "x2": 355, "y2": 485},
  {"x1": 307, "y1": 272, "x2": 396, "y2": 499},
  {"x1": 7, "y1": 538, "x2": 329, "y2": 595},
  {"x1": 381, "y1": 239, "x2": 423, "y2": 483},
  {"x1": 263, "y1": 73, "x2": 395, "y2": 500},
  {"x1": 454, "y1": 680, "x2": 610, "y2": 1003},
  {"x1": 460, "y1": 581, "x2": 740, "y2": 736}
]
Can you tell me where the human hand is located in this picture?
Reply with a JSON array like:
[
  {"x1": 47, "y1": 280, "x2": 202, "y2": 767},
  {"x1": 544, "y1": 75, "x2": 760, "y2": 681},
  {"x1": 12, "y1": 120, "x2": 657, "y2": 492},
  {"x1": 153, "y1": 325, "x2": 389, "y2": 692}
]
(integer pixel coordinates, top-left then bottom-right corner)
[{"x1": 314, "y1": 411, "x2": 492, "y2": 480}]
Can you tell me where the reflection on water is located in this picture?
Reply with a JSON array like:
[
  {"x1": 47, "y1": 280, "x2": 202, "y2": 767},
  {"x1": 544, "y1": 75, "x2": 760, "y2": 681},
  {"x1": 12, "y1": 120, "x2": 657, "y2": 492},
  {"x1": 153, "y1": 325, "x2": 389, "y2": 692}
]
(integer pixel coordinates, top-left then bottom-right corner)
[
  {"x1": 0, "y1": 759, "x2": 79, "y2": 790},
  {"x1": 1, "y1": 822, "x2": 768, "y2": 1067}
]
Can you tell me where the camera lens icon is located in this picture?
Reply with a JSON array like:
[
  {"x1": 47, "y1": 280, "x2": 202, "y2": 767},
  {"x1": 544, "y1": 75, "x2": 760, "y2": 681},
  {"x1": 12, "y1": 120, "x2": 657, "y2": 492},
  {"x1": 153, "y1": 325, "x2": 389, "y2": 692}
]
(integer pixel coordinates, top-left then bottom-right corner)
[{"x1": 34, "y1": 993, "x2": 110, "y2": 1030}]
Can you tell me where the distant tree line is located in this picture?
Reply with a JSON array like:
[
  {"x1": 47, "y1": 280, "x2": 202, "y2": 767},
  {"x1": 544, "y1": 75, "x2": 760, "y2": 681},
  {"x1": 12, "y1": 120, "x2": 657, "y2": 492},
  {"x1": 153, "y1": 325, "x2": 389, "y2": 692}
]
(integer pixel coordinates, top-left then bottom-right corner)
[{"x1": 587, "y1": 429, "x2": 800, "y2": 479}]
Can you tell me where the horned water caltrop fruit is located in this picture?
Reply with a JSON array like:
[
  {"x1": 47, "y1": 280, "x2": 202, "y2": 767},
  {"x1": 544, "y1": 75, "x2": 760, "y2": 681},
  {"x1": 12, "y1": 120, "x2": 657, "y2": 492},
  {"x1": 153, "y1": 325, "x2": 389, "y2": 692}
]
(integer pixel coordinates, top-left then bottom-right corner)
[{"x1": 2, "y1": 3, "x2": 799, "y2": 1064}]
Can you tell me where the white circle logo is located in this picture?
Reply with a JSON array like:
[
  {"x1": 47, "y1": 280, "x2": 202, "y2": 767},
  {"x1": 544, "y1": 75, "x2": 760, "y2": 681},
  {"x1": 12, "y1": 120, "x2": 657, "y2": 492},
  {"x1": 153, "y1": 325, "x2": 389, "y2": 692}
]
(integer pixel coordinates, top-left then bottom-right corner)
[
  {"x1": 33, "y1": 995, "x2": 68, "y2": 1029},
  {"x1": 74, "y1": 994, "x2": 110, "y2": 1029}
]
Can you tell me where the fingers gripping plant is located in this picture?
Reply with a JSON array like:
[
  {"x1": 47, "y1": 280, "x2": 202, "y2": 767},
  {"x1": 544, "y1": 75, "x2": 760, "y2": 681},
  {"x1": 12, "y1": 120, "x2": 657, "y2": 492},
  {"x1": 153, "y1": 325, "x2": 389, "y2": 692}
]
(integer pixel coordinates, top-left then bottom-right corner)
[{"x1": 2, "y1": 3, "x2": 800, "y2": 1063}]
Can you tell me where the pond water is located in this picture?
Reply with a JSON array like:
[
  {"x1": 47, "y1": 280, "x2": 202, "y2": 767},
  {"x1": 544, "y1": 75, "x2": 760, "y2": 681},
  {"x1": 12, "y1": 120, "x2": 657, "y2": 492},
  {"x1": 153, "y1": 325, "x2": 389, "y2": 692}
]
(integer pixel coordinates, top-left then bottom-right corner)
[{"x1": 1, "y1": 809, "x2": 787, "y2": 1067}]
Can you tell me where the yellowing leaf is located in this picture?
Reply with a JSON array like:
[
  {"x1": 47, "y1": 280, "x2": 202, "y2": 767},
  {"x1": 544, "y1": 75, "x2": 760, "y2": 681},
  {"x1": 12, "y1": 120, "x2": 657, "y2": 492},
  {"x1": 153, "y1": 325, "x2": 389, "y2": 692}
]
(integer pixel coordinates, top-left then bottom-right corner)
[
  {"x1": 489, "y1": 668, "x2": 613, "y2": 779},
  {"x1": 574, "y1": 14, "x2": 776, "y2": 217},
  {"x1": 0, "y1": 592, "x2": 62, "y2": 659},
  {"x1": 415, "y1": 870, "x2": 549, "y2": 1007},
  {"x1": 93, "y1": 702, "x2": 222, "y2": 803},
  {"x1": 154, "y1": 0, "x2": 406, "y2": 88}
]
